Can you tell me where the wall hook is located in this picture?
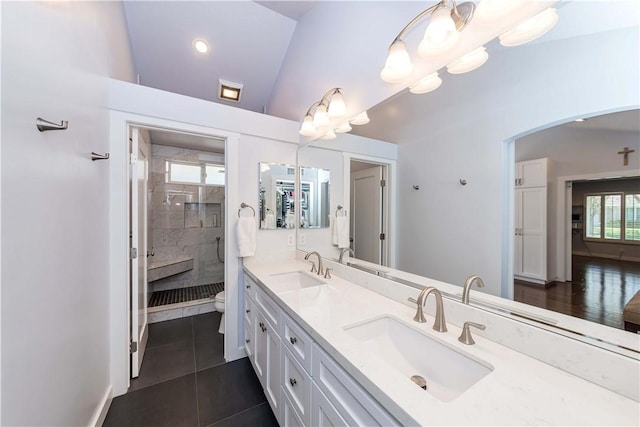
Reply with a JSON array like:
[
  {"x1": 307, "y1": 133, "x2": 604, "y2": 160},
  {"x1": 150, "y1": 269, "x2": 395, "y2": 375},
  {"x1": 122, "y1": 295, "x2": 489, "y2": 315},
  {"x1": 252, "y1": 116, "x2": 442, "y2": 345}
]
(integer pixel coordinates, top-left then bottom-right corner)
[
  {"x1": 413, "y1": 185, "x2": 420, "y2": 190},
  {"x1": 91, "y1": 152, "x2": 110, "y2": 161},
  {"x1": 459, "y1": 179, "x2": 467, "y2": 186},
  {"x1": 36, "y1": 117, "x2": 68, "y2": 132}
]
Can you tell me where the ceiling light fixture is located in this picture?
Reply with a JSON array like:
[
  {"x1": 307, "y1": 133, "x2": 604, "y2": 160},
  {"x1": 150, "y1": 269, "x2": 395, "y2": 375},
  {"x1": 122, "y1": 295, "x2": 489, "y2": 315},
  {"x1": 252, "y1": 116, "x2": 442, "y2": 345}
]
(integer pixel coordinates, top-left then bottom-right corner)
[
  {"x1": 499, "y1": 8, "x2": 559, "y2": 47},
  {"x1": 193, "y1": 39, "x2": 209, "y2": 54},
  {"x1": 299, "y1": 88, "x2": 367, "y2": 139},
  {"x1": 380, "y1": 0, "x2": 475, "y2": 83},
  {"x1": 474, "y1": 0, "x2": 524, "y2": 24},
  {"x1": 349, "y1": 111, "x2": 370, "y2": 126},
  {"x1": 218, "y1": 79, "x2": 243, "y2": 102}
]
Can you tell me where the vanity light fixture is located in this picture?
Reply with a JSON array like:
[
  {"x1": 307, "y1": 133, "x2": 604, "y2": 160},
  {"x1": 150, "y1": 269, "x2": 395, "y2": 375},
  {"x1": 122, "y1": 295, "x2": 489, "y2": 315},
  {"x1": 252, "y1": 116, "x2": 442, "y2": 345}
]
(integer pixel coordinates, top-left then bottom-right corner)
[
  {"x1": 380, "y1": 0, "x2": 476, "y2": 83},
  {"x1": 299, "y1": 88, "x2": 367, "y2": 139},
  {"x1": 499, "y1": 8, "x2": 559, "y2": 47},
  {"x1": 446, "y1": 46, "x2": 489, "y2": 74},
  {"x1": 409, "y1": 72, "x2": 442, "y2": 94},
  {"x1": 474, "y1": 0, "x2": 524, "y2": 24},
  {"x1": 218, "y1": 79, "x2": 242, "y2": 102},
  {"x1": 349, "y1": 111, "x2": 370, "y2": 126}
]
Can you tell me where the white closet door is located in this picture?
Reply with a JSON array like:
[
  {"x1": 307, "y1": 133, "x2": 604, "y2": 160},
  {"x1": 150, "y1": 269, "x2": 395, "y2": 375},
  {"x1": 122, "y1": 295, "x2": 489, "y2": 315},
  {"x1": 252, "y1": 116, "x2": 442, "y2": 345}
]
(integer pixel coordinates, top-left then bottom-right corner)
[{"x1": 515, "y1": 187, "x2": 547, "y2": 281}]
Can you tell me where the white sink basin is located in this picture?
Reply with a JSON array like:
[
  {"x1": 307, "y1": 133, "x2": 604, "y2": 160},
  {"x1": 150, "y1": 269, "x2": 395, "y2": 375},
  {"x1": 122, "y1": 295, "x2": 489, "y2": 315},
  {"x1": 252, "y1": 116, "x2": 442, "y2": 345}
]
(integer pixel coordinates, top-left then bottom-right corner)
[
  {"x1": 344, "y1": 315, "x2": 493, "y2": 402},
  {"x1": 268, "y1": 271, "x2": 326, "y2": 293}
]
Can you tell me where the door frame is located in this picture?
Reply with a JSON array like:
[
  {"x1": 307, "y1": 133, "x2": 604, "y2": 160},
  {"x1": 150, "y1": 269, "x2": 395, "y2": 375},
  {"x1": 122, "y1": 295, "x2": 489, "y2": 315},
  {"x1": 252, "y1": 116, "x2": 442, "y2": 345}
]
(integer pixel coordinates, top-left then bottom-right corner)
[
  {"x1": 342, "y1": 153, "x2": 396, "y2": 268},
  {"x1": 109, "y1": 111, "x2": 241, "y2": 396}
]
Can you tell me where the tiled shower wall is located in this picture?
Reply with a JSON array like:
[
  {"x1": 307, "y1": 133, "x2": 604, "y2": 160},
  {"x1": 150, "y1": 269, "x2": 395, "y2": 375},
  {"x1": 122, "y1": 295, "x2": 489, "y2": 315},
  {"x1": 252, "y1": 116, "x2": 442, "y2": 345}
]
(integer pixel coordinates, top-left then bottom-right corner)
[{"x1": 150, "y1": 145, "x2": 225, "y2": 292}]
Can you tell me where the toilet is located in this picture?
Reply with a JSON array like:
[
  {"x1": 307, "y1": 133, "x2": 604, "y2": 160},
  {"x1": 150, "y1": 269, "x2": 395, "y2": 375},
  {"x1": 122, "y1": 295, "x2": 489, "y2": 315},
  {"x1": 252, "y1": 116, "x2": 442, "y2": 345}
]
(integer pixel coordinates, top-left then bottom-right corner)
[{"x1": 214, "y1": 291, "x2": 225, "y2": 334}]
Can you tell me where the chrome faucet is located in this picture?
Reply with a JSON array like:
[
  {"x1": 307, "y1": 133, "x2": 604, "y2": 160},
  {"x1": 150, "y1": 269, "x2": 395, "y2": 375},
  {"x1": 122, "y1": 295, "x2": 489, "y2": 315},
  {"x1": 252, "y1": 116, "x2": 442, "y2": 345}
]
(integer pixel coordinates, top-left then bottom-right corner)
[
  {"x1": 408, "y1": 287, "x2": 447, "y2": 332},
  {"x1": 462, "y1": 275, "x2": 485, "y2": 304},
  {"x1": 338, "y1": 248, "x2": 355, "y2": 264},
  {"x1": 458, "y1": 321, "x2": 486, "y2": 345},
  {"x1": 304, "y1": 251, "x2": 324, "y2": 276}
]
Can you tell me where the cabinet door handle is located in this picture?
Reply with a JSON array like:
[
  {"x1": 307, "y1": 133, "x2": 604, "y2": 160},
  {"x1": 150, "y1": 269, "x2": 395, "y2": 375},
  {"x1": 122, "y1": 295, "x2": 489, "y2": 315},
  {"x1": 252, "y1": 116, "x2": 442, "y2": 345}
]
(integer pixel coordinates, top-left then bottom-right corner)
[
  {"x1": 246, "y1": 309, "x2": 251, "y2": 313},
  {"x1": 246, "y1": 284, "x2": 251, "y2": 289},
  {"x1": 289, "y1": 378, "x2": 297, "y2": 387},
  {"x1": 245, "y1": 338, "x2": 250, "y2": 343},
  {"x1": 289, "y1": 336, "x2": 297, "y2": 345}
]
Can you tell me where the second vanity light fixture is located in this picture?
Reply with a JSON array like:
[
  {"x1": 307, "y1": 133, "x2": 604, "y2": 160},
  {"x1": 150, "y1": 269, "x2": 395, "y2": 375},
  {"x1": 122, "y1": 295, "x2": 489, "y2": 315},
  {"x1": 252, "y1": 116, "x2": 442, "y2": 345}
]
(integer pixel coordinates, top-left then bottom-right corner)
[
  {"x1": 299, "y1": 88, "x2": 369, "y2": 140},
  {"x1": 381, "y1": 0, "x2": 559, "y2": 93}
]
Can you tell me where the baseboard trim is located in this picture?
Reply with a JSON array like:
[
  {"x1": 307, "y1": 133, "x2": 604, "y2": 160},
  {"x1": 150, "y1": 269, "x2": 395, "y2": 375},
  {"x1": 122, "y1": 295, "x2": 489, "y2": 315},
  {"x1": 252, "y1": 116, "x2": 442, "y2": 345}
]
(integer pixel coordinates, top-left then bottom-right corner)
[
  {"x1": 514, "y1": 275, "x2": 547, "y2": 286},
  {"x1": 572, "y1": 251, "x2": 640, "y2": 263},
  {"x1": 88, "y1": 385, "x2": 112, "y2": 427}
]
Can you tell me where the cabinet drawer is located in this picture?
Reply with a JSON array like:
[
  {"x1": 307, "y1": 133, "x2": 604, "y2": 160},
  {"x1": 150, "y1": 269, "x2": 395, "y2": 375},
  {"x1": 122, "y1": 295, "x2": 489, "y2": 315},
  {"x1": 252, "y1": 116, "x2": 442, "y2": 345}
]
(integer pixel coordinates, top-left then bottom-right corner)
[
  {"x1": 281, "y1": 346, "x2": 312, "y2": 426},
  {"x1": 244, "y1": 274, "x2": 257, "y2": 300},
  {"x1": 282, "y1": 391, "x2": 305, "y2": 427},
  {"x1": 255, "y1": 285, "x2": 281, "y2": 333},
  {"x1": 282, "y1": 312, "x2": 313, "y2": 374},
  {"x1": 244, "y1": 320, "x2": 254, "y2": 362},
  {"x1": 244, "y1": 294, "x2": 254, "y2": 327},
  {"x1": 313, "y1": 345, "x2": 399, "y2": 427},
  {"x1": 311, "y1": 383, "x2": 349, "y2": 427}
]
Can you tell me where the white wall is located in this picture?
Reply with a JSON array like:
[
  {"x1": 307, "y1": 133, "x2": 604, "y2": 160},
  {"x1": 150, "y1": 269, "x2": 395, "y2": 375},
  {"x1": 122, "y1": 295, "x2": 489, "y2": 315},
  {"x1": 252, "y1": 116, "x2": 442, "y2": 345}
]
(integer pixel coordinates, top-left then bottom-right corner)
[
  {"x1": 107, "y1": 80, "x2": 299, "y2": 396},
  {"x1": 393, "y1": 27, "x2": 639, "y2": 297},
  {"x1": 1, "y1": 2, "x2": 134, "y2": 425}
]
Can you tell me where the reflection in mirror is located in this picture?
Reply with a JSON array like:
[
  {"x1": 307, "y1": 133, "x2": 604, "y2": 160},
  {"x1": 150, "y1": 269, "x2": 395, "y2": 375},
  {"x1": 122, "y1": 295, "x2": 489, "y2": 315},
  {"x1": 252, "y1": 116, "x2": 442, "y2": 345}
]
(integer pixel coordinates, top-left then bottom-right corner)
[
  {"x1": 299, "y1": 166, "x2": 330, "y2": 229},
  {"x1": 259, "y1": 162, "x2": 296, "y2": 229},
  {"x1": 323, "y1": 1, "x2": 640, "y2": 351}
]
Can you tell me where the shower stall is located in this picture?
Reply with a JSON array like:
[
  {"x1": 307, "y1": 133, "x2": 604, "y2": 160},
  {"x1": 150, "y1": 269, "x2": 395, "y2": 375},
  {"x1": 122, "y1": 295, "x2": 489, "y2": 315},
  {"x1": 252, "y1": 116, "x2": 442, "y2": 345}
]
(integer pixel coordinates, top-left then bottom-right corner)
[{"x1": 146, "y1": 144, "x2": 226, "y2": 323}]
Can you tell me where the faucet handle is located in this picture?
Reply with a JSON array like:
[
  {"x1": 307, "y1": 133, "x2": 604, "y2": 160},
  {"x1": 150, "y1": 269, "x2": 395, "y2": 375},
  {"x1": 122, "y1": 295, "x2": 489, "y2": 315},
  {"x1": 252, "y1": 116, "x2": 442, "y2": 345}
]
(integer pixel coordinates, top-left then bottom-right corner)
[
  {"x1": 458, "y1": 321, "x2": 486, "y2": 345},
  {"x1": 324, "y1": 267, "x2": 332, "y2": 279},
  {"x1": 309, "y1": 261, "x2": 317, "y2": 273}
]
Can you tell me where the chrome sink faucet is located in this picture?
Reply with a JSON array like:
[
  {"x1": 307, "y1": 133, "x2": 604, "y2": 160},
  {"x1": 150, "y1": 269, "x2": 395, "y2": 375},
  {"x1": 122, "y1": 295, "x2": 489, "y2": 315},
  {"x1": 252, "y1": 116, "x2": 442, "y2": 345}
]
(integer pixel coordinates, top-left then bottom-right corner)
[
  {"x1": 408, "y1": 287, "x2": 447, "y2": 332},
  {"x1": 304, "y1": 251, "x2": 324, "y2": 276},
  {"x1": 462, "y1": 275, "x2": 485, "y2": 304},
  {"x1": 338, "y1": 248, "x2": 355, "y2": 264}
]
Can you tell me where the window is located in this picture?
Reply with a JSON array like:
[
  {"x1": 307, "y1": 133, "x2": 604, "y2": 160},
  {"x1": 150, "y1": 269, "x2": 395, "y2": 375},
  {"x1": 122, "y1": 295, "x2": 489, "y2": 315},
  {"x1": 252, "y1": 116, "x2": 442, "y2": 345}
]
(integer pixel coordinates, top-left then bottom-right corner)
[
  {"x1": 166, "y1": 161, "x2": 225, "y2": 186},
  {"x1": 585, "y1": 192, "x2": 640, "y2": 243}
]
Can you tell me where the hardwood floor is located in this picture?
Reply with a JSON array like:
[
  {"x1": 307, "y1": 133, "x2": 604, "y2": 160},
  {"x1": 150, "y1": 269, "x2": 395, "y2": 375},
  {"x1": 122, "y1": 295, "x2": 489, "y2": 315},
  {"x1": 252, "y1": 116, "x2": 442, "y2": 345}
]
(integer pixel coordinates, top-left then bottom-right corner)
[{"x1": 515, "y1": 255, "x2": 640, "y2": 330}]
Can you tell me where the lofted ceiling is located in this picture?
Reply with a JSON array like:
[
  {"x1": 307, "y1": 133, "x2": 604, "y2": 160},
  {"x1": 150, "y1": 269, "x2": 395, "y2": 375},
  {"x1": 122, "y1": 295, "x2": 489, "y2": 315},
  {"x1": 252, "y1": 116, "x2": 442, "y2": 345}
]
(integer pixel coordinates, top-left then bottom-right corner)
[{"x1": 122, "y1": 1, "x2": 639, "y2": 142}]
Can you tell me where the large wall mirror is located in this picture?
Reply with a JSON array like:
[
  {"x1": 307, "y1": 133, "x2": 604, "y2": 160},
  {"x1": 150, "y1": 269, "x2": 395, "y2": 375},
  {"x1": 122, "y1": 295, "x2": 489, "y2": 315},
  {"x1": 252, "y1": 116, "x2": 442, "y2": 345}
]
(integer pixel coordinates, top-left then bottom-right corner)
[
  {"x1": 259, "y1": 162, "x2": 296, "y2": 229},
  {"x1": 297, "y1": 1, "x2": 639, "y2": 353}
]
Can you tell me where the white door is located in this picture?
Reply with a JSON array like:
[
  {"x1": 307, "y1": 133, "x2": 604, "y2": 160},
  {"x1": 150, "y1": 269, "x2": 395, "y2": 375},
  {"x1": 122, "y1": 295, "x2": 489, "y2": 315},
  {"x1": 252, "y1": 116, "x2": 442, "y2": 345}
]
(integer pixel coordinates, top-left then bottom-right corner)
[
  {"x1": 130, "y1": 128, "x2": 149, "y2": 378},
  {"x1": 351, "y1": 166, "x2": 383, "y2": 264},
  {"x1": 514, "y1": 187, "x2": 547, "y2": 281}
]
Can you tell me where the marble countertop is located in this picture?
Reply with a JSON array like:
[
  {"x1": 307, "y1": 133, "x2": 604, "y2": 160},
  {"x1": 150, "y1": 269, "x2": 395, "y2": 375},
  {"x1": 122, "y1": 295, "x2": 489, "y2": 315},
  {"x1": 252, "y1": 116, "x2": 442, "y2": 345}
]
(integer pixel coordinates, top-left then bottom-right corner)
[{"x1": 244, "y1": 259, "x2": 640, "y2": 426}]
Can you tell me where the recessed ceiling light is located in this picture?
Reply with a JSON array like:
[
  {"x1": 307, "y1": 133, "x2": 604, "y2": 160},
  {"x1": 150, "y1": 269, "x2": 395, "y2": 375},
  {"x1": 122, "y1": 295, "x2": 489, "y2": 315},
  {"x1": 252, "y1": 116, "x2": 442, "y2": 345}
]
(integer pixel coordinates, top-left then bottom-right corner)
[
  {"x1": 193, "y1": 39, "x2": 209, "y2": 54},
  {"x1": 575, "y1": 118, "x2": 586, "y2": 122},
  {"x1": 218, "y1": 79, "x2": 243, "y2": 102}
]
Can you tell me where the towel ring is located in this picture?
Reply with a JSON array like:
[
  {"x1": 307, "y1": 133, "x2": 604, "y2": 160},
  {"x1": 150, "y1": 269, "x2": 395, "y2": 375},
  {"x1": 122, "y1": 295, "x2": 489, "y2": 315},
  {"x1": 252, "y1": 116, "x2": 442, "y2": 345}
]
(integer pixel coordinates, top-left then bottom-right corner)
[
  {"x1": 238, "y1": 202, "x2": 256, "y2": 217},
  {"x1": 335, "y1": 205, "x2": 347, "y2": 217}
]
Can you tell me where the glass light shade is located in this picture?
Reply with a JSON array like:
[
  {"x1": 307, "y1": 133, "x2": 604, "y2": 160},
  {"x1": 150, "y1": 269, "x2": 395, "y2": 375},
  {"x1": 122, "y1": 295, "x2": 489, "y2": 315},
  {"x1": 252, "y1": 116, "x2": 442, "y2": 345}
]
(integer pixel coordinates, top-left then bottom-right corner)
[
  {"x1": 447, "y1": 46, "x2": 489, "y2": 74},
  {"x1": 380, "y1": 40, "x2": 413, "y2": 83},
  {"x1": 320, "y1": 129, "x2": 337, "y2": 140},
  {"x1": 299, "y1": 115, "x2": 317, "y2": 137},
  {"x1": 474, "y1": 0, "x2": 524, "y2": 24},
  {"x1": 334, "y1": 120, "x2": 352, "y2": 133},
  {"x1": 349, "y1": 111, "x2": 370, "y2": 126},
  {"x1": 499, "y1": 8, "x2": 558, "y2": 47},
  {"x1": 313, "y1": 104, "x2": 331, "y2": 129},
  {"x1": 327, "y1": 91, "x2": 347, "y2": 118},
  {"x1": 409, "y1": 72, "x2": 442, "y2": 94},
  {"x1": 418, "y1": 6, "x2": 460, "y2": 57}
]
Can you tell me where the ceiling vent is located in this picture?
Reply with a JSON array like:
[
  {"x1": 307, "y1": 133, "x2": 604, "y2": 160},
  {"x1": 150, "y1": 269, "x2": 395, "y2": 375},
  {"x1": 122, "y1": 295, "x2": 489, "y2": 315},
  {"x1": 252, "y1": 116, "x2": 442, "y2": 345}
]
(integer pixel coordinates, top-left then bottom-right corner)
[{"x1": 218, "y1": 79, "x2": 243, "y2": 102}]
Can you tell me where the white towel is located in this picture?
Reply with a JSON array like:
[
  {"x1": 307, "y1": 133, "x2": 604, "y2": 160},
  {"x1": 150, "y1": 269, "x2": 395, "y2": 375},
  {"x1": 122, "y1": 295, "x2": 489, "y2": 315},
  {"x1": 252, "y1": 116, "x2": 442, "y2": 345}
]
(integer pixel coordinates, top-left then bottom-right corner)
[
  {"x1": 334, "y1": 215, "x2": 349, "y2": 249},
  {"x1": 237, "y1": 216, "x2": 256, "y2": 257}
]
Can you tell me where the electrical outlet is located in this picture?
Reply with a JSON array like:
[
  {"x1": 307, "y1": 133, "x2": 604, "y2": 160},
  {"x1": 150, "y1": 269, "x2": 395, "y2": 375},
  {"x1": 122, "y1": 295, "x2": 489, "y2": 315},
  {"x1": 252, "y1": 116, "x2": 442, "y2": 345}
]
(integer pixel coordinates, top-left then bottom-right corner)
[
  {"x1": 298, "y1": 233, "x2": 306, "y2": 246},
  {"x1": 287, "y1": 233, "x2": 295, "y2": 246}
]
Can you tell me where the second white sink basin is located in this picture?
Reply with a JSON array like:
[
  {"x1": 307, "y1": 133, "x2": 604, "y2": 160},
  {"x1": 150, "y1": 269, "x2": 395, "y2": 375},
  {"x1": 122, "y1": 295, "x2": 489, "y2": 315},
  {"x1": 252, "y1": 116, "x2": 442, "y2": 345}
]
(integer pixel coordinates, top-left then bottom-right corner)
[
  {"x1": 268, "y1": 271, "x2": 326, "y2": 293},
  {"x1": 344, "y1": 315, "x2": 493, "y2": 402}
]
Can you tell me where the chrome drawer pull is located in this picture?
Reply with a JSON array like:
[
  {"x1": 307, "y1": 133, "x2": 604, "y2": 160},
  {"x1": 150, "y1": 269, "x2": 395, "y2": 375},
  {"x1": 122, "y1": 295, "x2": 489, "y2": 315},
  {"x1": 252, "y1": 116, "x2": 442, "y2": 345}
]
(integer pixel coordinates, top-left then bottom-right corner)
[
  {"x1": 246, "y1": 284, "x2": 251, "y2": 289},
  {"x1": 245, "y1": 338, "x2": 250, "y2": 343},
  {"x1": 289, "y1": 378, "x2": 297, "y2": 387},
  {"x1": 246, "y1": 309, "x2": 251, "y2": 313},
  {"x1": 289, "y1": 336, "x2": 297, "y2": 345}
]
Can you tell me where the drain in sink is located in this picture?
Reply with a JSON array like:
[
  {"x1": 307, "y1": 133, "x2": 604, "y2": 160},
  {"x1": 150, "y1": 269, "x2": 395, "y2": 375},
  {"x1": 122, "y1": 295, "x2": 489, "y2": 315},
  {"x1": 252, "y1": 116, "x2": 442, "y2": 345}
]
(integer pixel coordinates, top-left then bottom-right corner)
[{"x1": 411, "y1": 375, "x2": 427, "y2": 390}]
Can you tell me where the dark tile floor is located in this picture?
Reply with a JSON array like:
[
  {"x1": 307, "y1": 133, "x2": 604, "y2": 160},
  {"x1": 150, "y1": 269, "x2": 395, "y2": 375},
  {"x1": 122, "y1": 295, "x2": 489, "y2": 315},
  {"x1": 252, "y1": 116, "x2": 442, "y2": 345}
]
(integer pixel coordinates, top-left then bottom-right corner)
[
  {"x1": 104, "y1": 312, "x2": 279, "y2": 427},
  {"x1": 515, "y1": 255, "x2": 640, "y2": 330}
]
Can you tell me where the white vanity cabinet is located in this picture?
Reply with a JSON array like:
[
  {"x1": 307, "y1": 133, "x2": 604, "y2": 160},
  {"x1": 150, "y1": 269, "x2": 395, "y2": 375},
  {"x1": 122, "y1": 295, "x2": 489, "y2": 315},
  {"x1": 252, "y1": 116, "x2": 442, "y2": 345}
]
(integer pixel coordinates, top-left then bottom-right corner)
[
  {"x1": 243, "y1": 271, "x2": 400, "y2": 427},
  {"x1": 244, "y1": 275, "x2": 281, "y2": 424}
]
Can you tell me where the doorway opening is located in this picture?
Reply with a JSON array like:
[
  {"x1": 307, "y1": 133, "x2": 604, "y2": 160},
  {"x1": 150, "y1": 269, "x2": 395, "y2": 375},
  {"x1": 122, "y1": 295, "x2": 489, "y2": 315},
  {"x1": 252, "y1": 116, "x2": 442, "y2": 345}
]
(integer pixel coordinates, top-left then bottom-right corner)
[
  {"x1": 128, "y1": 124, "x2": 227, "y2": 380},
  {"x1": 348, "y1": 158, "x2": 392, "y2": 266}
]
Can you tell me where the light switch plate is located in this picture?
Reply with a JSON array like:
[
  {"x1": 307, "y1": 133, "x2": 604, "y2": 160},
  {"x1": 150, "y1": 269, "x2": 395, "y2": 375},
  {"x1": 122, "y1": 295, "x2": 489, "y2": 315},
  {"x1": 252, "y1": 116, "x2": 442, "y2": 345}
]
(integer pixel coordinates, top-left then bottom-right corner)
[
  {"x1": 287, "y1": 233, "x2": 295, "y2": 246},
  {"x1": 298, "y1": 233, "x2": 306, "y2": 245}
]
